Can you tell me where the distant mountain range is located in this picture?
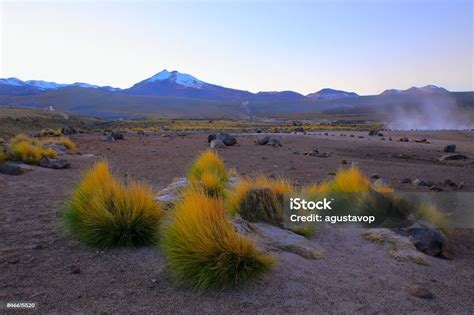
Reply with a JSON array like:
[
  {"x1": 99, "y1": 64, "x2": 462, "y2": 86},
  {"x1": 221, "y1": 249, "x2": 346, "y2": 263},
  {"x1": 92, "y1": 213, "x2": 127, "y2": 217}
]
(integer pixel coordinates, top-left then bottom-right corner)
[
  {"x1": 0, "y1": 69, "x2": 451, "y2": 100},
  {"x1": 0, "y1": 69, "x2": 470, "y2": 118}
]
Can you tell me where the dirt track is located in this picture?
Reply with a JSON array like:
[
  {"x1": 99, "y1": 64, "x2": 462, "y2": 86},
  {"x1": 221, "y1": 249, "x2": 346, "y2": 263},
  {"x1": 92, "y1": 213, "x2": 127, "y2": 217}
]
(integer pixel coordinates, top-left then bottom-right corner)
[{"x1": 1, "y1": 131, "x2": 473, "y2": 313}]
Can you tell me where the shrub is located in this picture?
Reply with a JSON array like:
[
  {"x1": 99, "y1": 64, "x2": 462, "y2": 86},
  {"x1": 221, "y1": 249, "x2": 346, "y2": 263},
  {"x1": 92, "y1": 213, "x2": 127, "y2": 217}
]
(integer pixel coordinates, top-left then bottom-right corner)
[
  {"x1": 10, "y1": 141, "x2": 57, "y2": 164},
  {"x1": 63, "y1": 161, "x2": 163, "y2": 248},
  {"x1": 329, "y1": 166, "x2": 372, "y2": 192},
  {"x1": 228, "y1": 175, "x2": 293, "y2": 216},
  {"x1": 10, "y1": 134, "x2": 40, "y2": 146},
  {"x1": 40, "y1": 128, "x2": 62, "y2": 137},
  {"x1": 188, "y1": 150, "x2": 228, "y2": 197},
  {"x1": 162, "y1": 190, "x2": 274, "y2": 291},
  {"x1": 0, "y1": 150, "x2": 6, "y2": 163}
]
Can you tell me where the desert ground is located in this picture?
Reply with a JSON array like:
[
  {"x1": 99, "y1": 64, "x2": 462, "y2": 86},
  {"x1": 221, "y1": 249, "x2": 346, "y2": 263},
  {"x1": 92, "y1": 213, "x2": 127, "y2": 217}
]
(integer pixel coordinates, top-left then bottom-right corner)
[{"x1": 1, "y1": 130, "x2": 473, "y2": 313}]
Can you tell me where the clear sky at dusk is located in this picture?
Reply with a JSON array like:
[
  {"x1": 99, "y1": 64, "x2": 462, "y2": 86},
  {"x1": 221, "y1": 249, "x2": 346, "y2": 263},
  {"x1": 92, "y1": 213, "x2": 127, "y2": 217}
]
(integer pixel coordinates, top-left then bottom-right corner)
[{"x1": 1, "y1": 0, "x2": 472, "y2": 95}]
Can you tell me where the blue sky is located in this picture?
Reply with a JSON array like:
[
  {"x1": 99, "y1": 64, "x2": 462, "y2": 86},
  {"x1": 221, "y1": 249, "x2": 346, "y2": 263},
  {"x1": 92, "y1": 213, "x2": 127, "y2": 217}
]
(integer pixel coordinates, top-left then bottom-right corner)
[{"x1": 1, "y1": 0, "x2": 472, "y2": 95}]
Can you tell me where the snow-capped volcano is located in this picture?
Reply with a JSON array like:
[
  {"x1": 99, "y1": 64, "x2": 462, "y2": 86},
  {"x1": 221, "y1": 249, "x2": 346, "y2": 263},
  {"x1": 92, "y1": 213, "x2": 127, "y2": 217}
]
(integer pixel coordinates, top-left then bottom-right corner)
[{"x1": 145, "y1": 70, "x2": 207, "y2": 89}]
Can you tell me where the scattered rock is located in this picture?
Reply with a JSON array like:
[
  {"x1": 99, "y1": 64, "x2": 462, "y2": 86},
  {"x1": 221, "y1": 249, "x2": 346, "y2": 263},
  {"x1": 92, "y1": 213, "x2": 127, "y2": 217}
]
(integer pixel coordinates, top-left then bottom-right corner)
[
  {"x1": 216, "y1": 132, "x2": 237, "y2": 146},
  {"x1": 458, "y1": 182, "x2": 465, "y2": 190},
  {"x1": 429, "y1": 185, "x2": 443, "y2": 192},
  {"x1": 401, "y1": 178, "x2": 411, "y2": 184},
  {"x1": 442, "y1": 179, "x2": 456, "y2": 187},
  {"x1": 358, "y1": 136, "x2": 364, "y2": 138},
  {"x1": 306, "y1": 149, "x2": 330, "y2": 158},
  {"x1": 399, "y1": 137, "x2": 409, "y2": 142},
  {"x1": 43, "y1": 143, "x2": 67, "y2": 155},
  {"x1": 438, "y1": 154, "x2": 468, "y2": 161},
  {"x1": 0, "y1": 162, "x2": 34, "y2": 175},
  {"x1": 350, "y1": 134, "x2": 355, "y2": 137},
  {"x1": 207, "y1": 134, "x2": 216, "y2": 143},
  {"x1": 414, "y1": 138, "x2": 429, "y2": 143},
  {"x1": 401, "y1": 220, "x2": 452, "y2": 259},
  {"x1": 443, "y1": 144, "x2": 456, "y2": 153},
  {"x1": 111, "y1": 130, "x2": 125, "y2": 140},
  {"x1": 70, "y1": 265, "x2": 81, "y2": 274},
  {"x1": 408, "y1": 285, "x2": 433, "y2": 299},
  {"x1": 292, "y1": 120, "x2": 303, "y2": 126},
  {"x1": 368, "y1": 130, "x2": 379, "y2": 136},
  {"x1": 210, "y1": 139, "x2": 226, "y2": 149},
  {"x1": 371, "y1": 174, "x2": 380, "y2": 179},
  {"x1": 102, "y1": 134, "x2": 115, "y2": 142},
  {"x1": 363, "y1": 229, "x2": 429, "y2": 265},
  {"x1": 255, "y1": 136, "x2": 270, "y2": 145},
  {"x1": 388, "y1": 137, "x2": 393, "y2": 141},
  {"x1": 39, "y1": 157, "x2": 70, "y2": 169},
  {"x1": 294, "y1": 127, "x2": 305, "y2": 133},
  {"x1": 267, "y1": 138, "x2": 282, "y2": 147},
  {"x1": 373, "y1": 178, "x2": 390, "y2": 188},
  {"x1": 412, "y1": 178, "x2": 433, "y2": 187},
  {"x1": 61, "y1": 126, "x2": 76, "y2": 135},
  {"x1": 233, "y1": 218, "x2": 325, "y2": 260}
]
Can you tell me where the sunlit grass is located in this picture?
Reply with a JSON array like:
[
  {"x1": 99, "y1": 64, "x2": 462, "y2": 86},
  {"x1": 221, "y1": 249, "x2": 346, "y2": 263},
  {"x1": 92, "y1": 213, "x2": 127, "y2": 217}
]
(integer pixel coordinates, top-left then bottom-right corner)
[
  {"x1": 188, "y1": 150, "x2": 228, "y2": 197},
  {"x1": 63, "y1": 161, "x2": 163, "y2": 248},
  {"x1": 162, "y1": 189, "x2": 274, "y2": 291}
]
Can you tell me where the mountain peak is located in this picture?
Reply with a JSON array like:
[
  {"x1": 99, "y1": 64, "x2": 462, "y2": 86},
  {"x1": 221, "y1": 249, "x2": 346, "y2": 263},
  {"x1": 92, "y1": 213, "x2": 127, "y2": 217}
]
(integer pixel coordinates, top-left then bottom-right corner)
[
  {"x1": 306, "y1": 88, "x2": 358, "y2": 100},
  {"x1": 145, "y1": 69, "x2": 206, "y2": 88},
  {"x1": 381, "y1": 85, "x2": 449, "y2": 95}
]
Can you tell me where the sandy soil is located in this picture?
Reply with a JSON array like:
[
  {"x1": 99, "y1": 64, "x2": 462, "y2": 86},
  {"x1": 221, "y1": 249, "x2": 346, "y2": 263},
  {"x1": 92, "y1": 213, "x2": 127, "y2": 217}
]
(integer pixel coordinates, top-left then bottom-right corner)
[{"x1": 1, "y1": 131, "x2": 473, "y2": 313}]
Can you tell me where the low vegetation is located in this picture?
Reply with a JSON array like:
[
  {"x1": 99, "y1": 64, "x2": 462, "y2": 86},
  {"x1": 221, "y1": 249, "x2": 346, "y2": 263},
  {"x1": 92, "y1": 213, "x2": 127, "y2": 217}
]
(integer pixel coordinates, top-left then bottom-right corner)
[
  {"x1": 2, "y1": 134, "x2": 77, "y2": 165},
  {"x1": 63, "y1": 161, "x2": 163, "y2": 248},
  {"x1": 162, "y1": 189, "x2": 274, "y2": 291},
  {"x1": 187, "y1": 150, "x2": 228, "y2": 197},
  {"x1": 40, "y1": 128, "x2": 62, "y2": 137}
]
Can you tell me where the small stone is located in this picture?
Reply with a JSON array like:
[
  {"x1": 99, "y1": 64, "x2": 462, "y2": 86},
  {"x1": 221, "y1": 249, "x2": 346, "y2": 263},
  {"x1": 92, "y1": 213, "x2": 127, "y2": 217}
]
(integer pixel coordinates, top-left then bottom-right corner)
[
  {"x1": 442, "y1": 179, "x2": 456, "y2": 187},
  {"x1": 408, "y1": 285, "x2": 433, "y2": 299},
  {"x1": 371, "y1": 174, "x2": 380, "y2": 179},
  {"x1": 401, "y1": 178, "x2": 411, "y2": 184},
  {"x1": 70, "y1": 265, "x2": 81, "y2": 274},
  {"x1": 443, "y1": 144, "x2": 456, "y2": 153}
]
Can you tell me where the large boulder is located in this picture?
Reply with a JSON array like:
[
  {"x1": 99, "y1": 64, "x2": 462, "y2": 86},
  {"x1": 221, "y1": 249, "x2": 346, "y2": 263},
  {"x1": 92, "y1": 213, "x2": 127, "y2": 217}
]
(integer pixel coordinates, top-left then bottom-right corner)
[
  {"x1": 216, "y1": 133, "x2": 237, "y2": 146},
  {"x1": 233, "y1": 218, "x2": 325, "y2": 260},
  {"x1": 400, "y1": 220, "x2": 453, "y2": 259},
  {"x1": 39, "y1": 157, "x2": 70, "y2": 169},
  {"x1": 0, "y1": 162, "x2": 34, "y2": 175},
  {"x1": 210, "y1": 139, "x2": 226, "y2": 149}
]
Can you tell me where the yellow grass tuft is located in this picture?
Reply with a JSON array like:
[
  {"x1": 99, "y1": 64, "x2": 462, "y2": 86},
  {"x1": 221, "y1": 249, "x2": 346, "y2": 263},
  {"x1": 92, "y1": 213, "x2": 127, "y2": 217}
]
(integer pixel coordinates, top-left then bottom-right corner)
[
  {"x1": 10, "y1": 141, "x2": 57, "y2": 165},
  {"x1": 63, "y1": 161, "x2": 163, "y2": 248},
  {"x1": 330, "y1": 166, "x2": 372, "y2": 192},
  {"x1": 40, "y1": 128, "x2": 62, "y2": 137},
  {"x1": 162, "y1": 189, "x2": 274, "y2": 290},
  {"x1": 188, "y1": 150, "x2": 228, "y2": 197}
]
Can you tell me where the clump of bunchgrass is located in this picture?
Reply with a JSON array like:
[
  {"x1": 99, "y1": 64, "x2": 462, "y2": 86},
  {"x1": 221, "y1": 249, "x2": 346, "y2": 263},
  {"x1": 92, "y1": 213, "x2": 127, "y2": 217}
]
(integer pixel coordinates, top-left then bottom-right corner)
[
  {"x1": 10, "y1": 141, "x2": 57, "y2": 165},
  {"x1": 63, "y1": 161, "x2": 163, "y2": 248},
  {"x1": 162, "y1": 189, "x2": 274, "y2": 291},
  {"x1": 228, "y1": 175, "x2": 293, "y2": 217},
  {"x1": 188, "y1": 150, "x2": 228, "y2": 197},
  {"x1": 40, "y1": 128, "x2": 62, "y2": 137}
]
